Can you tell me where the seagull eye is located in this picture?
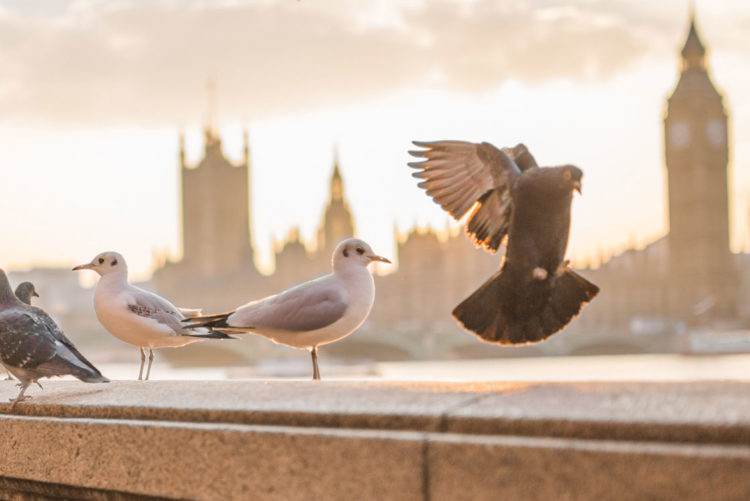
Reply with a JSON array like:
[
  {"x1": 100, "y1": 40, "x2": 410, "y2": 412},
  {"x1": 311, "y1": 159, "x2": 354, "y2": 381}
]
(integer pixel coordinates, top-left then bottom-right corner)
[
  {"x1": 356, "y1": 248, "x2": 365, "y2": 255},
  {"x1": 98, "y1": 258, "x2": 104, "y2": 264}
]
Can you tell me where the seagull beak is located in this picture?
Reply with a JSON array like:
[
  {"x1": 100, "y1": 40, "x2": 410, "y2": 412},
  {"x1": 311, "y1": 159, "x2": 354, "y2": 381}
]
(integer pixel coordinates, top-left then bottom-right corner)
[
  {"x1": 368, "y1": 255, "x2": 392, "y2": 264},
  {"x1": 72, "y1": 263, "x2": 94, "y2": 271},
  {"x1": 573, "y1": 181, "x2": 582, "y2": 195}
]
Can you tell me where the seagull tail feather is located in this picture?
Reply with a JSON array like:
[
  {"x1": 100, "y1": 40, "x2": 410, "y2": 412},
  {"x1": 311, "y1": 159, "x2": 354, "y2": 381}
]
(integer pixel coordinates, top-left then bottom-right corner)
[
  {"x1": 181, "y1": 311, "x2": 232, "y2": 329},
  {"x1": 183, "y1": 330, "x2": 237, "y2": 340},
  {"x1": 452, "y1": 268, "x2": 599, "y2": 345}
]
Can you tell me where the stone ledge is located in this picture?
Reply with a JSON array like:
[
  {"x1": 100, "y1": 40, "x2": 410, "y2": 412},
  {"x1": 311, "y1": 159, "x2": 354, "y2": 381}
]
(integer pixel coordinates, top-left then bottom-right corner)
[
  {"x1": 2, "y1": 380, "x2": 750, "y2": 443},
  {"x1": 1, "y1": 380, "x2": 750, "y2": 499}
]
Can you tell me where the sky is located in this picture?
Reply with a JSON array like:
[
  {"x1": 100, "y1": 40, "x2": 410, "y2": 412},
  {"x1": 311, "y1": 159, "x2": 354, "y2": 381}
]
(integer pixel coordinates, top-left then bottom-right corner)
[{"x1": 1, "y1": 0, "x2": 750, "y2": 280}]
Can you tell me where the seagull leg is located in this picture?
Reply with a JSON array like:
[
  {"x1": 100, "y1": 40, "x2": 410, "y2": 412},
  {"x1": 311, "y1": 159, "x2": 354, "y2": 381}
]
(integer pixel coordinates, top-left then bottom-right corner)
[
  {"x1": 310, "y1": 346, "x2": 321, "y2": 381},
  {"x1": 9, "y1": 381, "x2": 31, "y2": 410},
  {"x1": 138, "y1": 347, "x2": 146, "y2": 381},
  {"x1": 145, "y1": 349, "x2": 154, "y2": 381}
]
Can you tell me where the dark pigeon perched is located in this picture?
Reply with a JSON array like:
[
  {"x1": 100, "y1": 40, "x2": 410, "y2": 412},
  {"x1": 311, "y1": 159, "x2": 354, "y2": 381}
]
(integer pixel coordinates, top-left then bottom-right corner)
[
  {"x1": 0, "y1": 269, "x2": 109, "y2": 408},
  {"x1": 3, "y1": 282, "x2": 41, "y2": 381},
  {"x1": 14, "y1": 282, "x2": 39, "y2": 306},
  {"x1": 409, "y1": 140, "x2": 599, "y2": 345}
]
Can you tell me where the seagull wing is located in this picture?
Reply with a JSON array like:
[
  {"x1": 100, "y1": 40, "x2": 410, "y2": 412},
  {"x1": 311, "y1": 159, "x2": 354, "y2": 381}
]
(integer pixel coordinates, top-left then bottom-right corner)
[
  {"x1": 178, "y1": 307, "x2": 203, "y2": 318},
  {"x1": 127, "y1": 288, "x2": 187, "y2": 335},
  {"x1": 409, "y1": 140, "x2": 536, "y2": 252},
  {"x1": 230, "y1": 280, "x2": 349, "y2": 332}
]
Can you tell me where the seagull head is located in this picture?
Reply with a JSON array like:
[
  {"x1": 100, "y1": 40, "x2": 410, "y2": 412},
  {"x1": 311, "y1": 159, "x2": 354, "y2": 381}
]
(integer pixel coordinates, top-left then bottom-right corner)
[
  {"x1": 561, "y1": 165, "x2": 583, "y2": 195},
  {"x1": 332, "y1": 238, "x2": 391, "y2": 272},
  {"x1": 73, "y1": 251, "x2": 127, "y2": 277}
]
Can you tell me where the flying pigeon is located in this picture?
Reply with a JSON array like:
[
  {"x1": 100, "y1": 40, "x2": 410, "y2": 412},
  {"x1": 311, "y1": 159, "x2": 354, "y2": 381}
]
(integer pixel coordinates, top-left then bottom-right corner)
[
  {"x1": 0, "y1": 269, "x2": 109, "y2": 408},
  {"x1": 409, "y1": 140, "x2": 599, "y2": 345},
  {"x1": 73, "y1": 252, "x2": 233, "y2": 380},
  {"x1": 183, "y1": 238, "x2": 391, "y2": 380},
  {"x1": 14, "y1": 282, "x2": 39, "y2": 306}
]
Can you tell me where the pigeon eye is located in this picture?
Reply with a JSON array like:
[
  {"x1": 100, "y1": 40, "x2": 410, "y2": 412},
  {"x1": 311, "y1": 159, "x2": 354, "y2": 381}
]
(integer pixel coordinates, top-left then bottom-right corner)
[
  {"x1": 98, "y1": 258, "x2": 104, "y2": 264},
  {"x1": 111, "y1": 259, "x2": 118, "y2": 266},
  {"x1": 356, "y1": 248, "x2": 365, "y2": 255},
  {"x1": 343, "y1": 249, "x2": 349, "y2": 257}
]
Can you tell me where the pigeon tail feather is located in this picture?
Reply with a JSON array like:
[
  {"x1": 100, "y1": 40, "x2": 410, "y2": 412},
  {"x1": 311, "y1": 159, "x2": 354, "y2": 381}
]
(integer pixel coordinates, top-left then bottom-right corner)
[
  {"x1": 77, "y1": 372, "x2": 111, "y2": 384},
  {"x1": 35, "y1": 353, "x2": 110, "y2": 383},
  {"x1": 452, "y1": 268, "x2": 599, "y2": 345}
]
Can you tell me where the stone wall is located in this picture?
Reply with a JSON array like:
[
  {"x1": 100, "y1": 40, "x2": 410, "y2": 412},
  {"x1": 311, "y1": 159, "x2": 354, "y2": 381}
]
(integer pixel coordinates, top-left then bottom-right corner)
[{"x1": 1, "y1": 380, "x2": 749, "y2": 500}]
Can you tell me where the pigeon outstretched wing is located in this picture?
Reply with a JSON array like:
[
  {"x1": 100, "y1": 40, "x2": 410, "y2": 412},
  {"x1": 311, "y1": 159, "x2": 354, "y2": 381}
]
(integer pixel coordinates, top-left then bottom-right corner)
[{"x1": 409, "y1": 141, "x2": 537, "y2": 252}]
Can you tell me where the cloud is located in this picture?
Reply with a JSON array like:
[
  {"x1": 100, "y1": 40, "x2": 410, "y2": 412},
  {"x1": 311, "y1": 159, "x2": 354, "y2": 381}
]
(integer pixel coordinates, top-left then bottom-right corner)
[{"x1": 0, "y1": 0, "x2": 680, "y2": 124}]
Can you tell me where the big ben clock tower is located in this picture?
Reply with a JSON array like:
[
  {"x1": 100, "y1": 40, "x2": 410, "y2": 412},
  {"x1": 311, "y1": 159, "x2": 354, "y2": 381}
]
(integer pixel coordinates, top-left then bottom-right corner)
[{"x1": 664, "y1": 12, "x2": 736, "y2": 319}]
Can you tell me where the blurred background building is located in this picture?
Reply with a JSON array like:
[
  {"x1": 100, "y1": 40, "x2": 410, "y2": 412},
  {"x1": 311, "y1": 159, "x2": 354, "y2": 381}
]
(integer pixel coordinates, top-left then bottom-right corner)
[{"x1": 8, "y1": 12, "x2": 750, "y2": 369}]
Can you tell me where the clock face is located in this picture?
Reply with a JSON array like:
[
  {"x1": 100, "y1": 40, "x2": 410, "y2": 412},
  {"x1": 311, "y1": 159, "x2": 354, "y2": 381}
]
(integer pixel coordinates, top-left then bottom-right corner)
[
  {"x1": 706, "y1": 118, "x2": 726, "y2": 147},
  {"x1": 669, "y1": 120, "x2": 690, "y2": 149}
]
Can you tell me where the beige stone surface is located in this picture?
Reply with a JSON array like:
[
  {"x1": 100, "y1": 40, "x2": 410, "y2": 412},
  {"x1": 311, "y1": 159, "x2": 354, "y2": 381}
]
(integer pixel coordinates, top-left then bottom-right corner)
[
  {"x1": 0, "y1": 415, "x2": 424, "y2": 501},
  {"x1": 444, "y1": 380, "x2": 750, "y2": 442},
  {"x1": 428, "y1": 434, "x2": 750, "y2": 501},
  {"x1": 3, "y1": 380, "x2": 750, "y2": 442},
  {"x1": 2, "y1": 380, "x2": 750, "y2": 499}
]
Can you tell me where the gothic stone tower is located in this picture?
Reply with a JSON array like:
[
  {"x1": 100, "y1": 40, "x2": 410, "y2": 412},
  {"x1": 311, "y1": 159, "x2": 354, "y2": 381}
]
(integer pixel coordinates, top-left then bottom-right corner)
[
  {"x1": 316, "y1": 152, "x2": 356, "y2": 258},
  {"x1": 180, "y1": 128, "x2": 256, "y2": 276},
  {"x1": 664, "y1": 13, "x2": 735, "y2": 319}
]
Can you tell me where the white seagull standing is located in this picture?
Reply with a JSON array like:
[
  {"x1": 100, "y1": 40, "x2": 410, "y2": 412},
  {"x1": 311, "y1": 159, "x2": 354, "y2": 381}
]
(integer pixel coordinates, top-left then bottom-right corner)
[
  {"x1": 73, "y1": 252, "x2": 232, "y2": 380},
  {"x1": 184, "y1": 238, "x2": 390, "y2": 380}
]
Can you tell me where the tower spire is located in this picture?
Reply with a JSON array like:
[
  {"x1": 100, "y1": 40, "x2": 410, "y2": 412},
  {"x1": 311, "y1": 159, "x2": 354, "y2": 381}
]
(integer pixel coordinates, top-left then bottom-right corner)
[
  {"x1": 205, "y1": 77, "x2": 219, "y2": 145},
  {"x1": 330, "y1": 144, "x2": 343, "y2": 201},
  {"x1": 681, "y1": 6, "x2": 706, "y2": 70},
  {"x1": 178, "y1": 128, "x2": 186, "y2": 168},
  {"x1": 243, "y1": 127, "x2": 250, "y2": 166},
  {"x1": 332, "y1": 143, "x2": 341, "y2": 178}
]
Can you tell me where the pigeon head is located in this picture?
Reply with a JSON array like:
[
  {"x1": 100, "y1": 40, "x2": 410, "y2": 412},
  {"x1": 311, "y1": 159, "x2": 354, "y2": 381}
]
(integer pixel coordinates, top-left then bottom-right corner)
[
  {"x1": 15, "y1": 282, "x2": 39, "y2": 305},
  {"x1": 332, "y1": 238, "x2": 391, "y2": 271},
  {"x1": 73, "y1": 251, "x2": 127, "y2": 276},
  {"x1": 560, "y1": 165, "x2": 583, "y2": 195}
]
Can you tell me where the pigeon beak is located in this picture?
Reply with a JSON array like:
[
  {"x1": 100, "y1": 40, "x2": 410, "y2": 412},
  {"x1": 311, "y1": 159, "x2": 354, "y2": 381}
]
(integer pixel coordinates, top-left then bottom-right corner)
[
  {"x1": 573, "y1": 181, "x2": 582, "y2": 195},
  {"x1": 32, "y1": 291, "x2": 39, "y2": 298},
  {"x1": 72, "y1": 263, "x2": 94, "y2": 271},
  {"x1": 368, "y1": 255, "x2": 392, "y2": 264}
]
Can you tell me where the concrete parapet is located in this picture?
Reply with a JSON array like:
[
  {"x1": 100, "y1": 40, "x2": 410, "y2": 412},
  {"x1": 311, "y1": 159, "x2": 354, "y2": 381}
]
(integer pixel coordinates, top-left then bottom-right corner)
[{"x1": 0, "y1": 380, "x2": 748, "y2": 499}]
